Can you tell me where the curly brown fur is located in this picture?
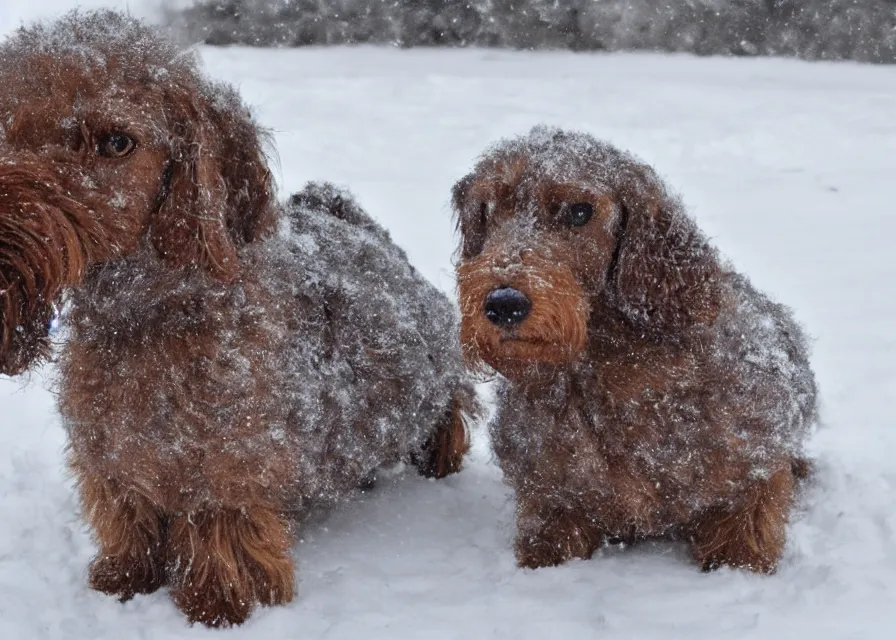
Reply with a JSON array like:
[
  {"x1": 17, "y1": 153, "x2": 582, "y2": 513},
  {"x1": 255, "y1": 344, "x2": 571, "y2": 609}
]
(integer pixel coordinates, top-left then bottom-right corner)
[
  {"x1": 167, "y1": 507, "x2": 294, "y2": 627},
  {"x1": 453, "y1": 126, "x2": 817, "y2": 574},
  {"x1": 79, "y1": 475, "x2": 168, "y2": 601},
  {"x1": 0, "y1": 11, "x2": 477, "y2": 626},
  {"x1": 0, "y1": 157, "x2": 115, "y2": 374}
]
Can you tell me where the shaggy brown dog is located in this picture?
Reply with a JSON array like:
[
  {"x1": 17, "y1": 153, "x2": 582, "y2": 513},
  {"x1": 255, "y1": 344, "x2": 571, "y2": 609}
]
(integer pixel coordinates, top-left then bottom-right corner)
[
  {"x1": 0, "y1": 11, "x2": 477, "y2": 627},
  {"x1": 453, "y1": 127, "x2": 817, "y2": 574}
]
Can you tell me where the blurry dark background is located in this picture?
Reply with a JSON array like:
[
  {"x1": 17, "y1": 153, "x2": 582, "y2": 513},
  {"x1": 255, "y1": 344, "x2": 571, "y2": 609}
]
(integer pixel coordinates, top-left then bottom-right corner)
[{"x1": 173, "y1": 0, "x2": 896, "y2": 63}]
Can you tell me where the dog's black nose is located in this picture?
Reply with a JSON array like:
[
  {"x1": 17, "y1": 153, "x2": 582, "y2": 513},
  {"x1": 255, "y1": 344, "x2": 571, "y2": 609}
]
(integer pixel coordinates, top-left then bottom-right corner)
[{"x1": 484, "y1": 287, "x2": 531, "y2": 328}]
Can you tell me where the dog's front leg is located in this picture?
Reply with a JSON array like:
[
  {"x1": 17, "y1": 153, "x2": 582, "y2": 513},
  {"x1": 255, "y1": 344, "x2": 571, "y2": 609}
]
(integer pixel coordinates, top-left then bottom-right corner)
[
  {"x1": 513, "y1": 491, "x2": 604, "y2": 569},
  {"x1": 689, "y1": 466, "x2": 795, "y2": 574},
  {"x1": 166, "y1": 506, "x2": 294, "y2": 627},
  {"x1": 77, "y1": 475, "x2": 168, "y2": 600}
]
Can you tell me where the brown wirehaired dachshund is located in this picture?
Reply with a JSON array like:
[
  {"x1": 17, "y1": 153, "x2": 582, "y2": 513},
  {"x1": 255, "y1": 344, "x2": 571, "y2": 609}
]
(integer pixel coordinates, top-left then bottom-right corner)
[
  {"x1": 0, "y1": 11, "x2": 477, "y2": 627},
  {"x1": 453, "y1": 126, "x2": 816, "y2": 574}
]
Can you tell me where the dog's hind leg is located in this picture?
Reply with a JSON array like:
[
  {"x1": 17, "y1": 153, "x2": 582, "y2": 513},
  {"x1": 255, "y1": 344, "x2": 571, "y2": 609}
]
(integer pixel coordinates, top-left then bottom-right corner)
[
  {"x1": 411, "y1": 388, "x2": 477, "y2": 479},
  {"x1": 166, "y1": 506, "x2": 294, "y2": 628},
  {"x1": 690, "y1": 466, "x2": 795, "y2": 574},
  {"x1": 77, "y1": 475, "x2": 168, "y2": 601}
]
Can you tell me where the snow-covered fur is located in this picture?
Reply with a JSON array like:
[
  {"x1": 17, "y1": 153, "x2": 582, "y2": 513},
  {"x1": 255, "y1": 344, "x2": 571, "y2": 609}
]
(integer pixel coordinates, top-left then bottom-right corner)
[
  {"x1": 453, "y1": 126, "x2": 817, "y2": 573},
  {"x1": 0, "y1": 11, "x2": 476, "y2": 627}
]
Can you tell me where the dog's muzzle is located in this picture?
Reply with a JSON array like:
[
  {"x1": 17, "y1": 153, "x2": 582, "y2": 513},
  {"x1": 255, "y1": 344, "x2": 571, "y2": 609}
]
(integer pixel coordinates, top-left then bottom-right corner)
[{"x1": 0, "y1": 156, "x2": 105, "y2": 375}]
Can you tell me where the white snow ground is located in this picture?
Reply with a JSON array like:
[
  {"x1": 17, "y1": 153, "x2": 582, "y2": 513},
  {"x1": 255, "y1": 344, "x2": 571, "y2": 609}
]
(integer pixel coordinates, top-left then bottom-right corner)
[{"x1": 2, "y1": 6, "x2": 896, "y2": 639}]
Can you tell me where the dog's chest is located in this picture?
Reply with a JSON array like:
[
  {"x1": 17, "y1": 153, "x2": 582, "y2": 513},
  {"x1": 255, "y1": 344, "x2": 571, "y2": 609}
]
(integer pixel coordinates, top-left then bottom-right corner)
[{"x1": 492, "y1": 372, "x2": 714, "y2": 527}]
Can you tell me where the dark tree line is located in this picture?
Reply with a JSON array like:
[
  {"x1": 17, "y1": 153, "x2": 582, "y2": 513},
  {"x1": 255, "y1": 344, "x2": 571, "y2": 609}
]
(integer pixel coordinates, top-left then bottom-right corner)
[{"x1": 172, "y1": 0, "x2": 896, "y2": 63}]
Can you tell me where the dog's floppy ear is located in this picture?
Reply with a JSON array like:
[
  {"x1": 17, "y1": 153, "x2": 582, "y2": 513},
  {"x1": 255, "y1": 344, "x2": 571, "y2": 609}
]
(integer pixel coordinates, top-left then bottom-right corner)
[
  {"x1": 610, "y1": 160, "x2": 722, "y2": 336},
  {"x1": 451, "y1": 173, "x2": 475, "y2": 236},
  {"x1": 451, "y1": 174, "x2": 473, "y2": 215},
  {"x1": 151, "y1": 82, "x2": 277, "y2": 282}
]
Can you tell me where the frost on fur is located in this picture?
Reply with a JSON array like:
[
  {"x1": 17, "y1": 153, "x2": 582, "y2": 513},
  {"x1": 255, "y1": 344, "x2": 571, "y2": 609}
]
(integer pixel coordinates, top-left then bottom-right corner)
[
  {"x1": 0, "y1": 10, "x2": 477, "y2": 627},
  {"x1": 453, "y1": 126, "x2": 817, "y2": 573}
]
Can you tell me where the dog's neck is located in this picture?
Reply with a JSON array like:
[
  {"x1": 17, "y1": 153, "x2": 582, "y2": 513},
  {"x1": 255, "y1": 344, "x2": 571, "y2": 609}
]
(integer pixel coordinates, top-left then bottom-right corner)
[
  {"x1": 585, "y1": 290, "x2": 706, "y2": 357},
  {"x1": 62, "y1": 243, "x2": 241, "y2": 346},
  {"x1": 500, "y1": 295, "x2": 708, "y2": 406},
  {"x1": 498, "y1": 357, "x2": 596, "y2": 405}
]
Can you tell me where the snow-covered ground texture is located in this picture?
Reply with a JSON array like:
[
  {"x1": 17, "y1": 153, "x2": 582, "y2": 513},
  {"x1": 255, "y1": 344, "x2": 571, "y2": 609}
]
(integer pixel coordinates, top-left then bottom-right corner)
[{"x1": 2, "y1": 7, "x2": 896, "y2": 640}]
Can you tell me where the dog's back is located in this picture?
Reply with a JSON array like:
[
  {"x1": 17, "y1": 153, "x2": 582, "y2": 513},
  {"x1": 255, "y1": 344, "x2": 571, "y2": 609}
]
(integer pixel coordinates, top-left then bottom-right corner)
[
  {"x1": 252, "y1": 182, "x2": 470, "y2": 500},
  {"x1": 714, "y1": 271, "x2": 818, "y2": 461}
]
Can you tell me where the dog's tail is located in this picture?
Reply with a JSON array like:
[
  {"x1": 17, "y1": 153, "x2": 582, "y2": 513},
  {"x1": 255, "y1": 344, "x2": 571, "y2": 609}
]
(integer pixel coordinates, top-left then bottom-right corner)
[
  {"x1": 412, "y1": 382, "x2": 483, "y2": 479},
  {"x1": 287, "y1": 181, "x2": 391, "y2": 240}
]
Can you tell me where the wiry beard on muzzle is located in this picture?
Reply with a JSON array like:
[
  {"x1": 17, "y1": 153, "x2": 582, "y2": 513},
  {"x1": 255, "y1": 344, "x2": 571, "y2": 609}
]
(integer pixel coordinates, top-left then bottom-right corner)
[
  {"x1": 0, "y1": 155, "x2": 115, "y2": 375},
  {"x1": 457, "y1": 236, "x2": 590, "y2": 381}
]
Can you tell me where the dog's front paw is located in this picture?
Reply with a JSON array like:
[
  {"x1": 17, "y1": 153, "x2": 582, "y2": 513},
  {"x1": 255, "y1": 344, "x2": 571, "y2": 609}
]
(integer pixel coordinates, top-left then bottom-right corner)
[
  {"x1": 515, "y1": 527, "x2": 601, "y2": 569},
  {"x1": 167, "y1": 507, "x2": 294, "y2": 627},
  {"x1": 694, "y1": 535, "x2": 782, "y2": 575},
  {"x1": 88, "y1": 552, "x2": 166, "y2": 601},
  {"x1": 514, "y1": 503, "x2": 603, "y2": 569},
  {"x1": 171, "y1": 572, "x2": 293, "y2": 628},
  {"x1": 170, "y1": 582, "x2": 254, "y2": 628},
  {"x1": 516, "y1": 533, "x2": 569, "y2": 569}
]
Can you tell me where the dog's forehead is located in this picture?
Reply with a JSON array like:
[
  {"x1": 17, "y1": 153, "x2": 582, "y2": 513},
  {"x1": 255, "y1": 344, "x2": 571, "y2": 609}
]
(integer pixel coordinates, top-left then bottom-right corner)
[
  {"x1": 0, "y1": 9, "x2": 189, "y2": 79},
  {"x1": 468, "y1": 152, "x2": 613, "y2": 205},
  {"x1": 471, "y1": 129, "x2": 623, "y2": 198},
  {"x1": 0, "y1": 11, "x2": 197, "y2": 132},
  {"x1": 0, "y1": 73, "x2": 166, "y2": 151},
  {"x1": 0, "y1": 49, "x2": 181, "y2": 102}
]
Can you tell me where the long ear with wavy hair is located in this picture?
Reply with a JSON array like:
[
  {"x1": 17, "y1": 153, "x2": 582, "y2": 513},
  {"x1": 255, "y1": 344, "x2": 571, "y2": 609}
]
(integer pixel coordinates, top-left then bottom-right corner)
[
  {"x1": 610, "y1": 160, "x2": 723, "y2": 336},
  {"x1": 151, "y1": 82, "x2": 277, "y2": 282}
]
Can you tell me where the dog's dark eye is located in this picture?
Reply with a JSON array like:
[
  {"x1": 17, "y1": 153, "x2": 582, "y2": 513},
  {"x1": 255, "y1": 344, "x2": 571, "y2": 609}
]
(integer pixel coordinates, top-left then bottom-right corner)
[
  {"x1": 97, "y1": 132, "x2": 137, "y2": 158},
  {"x1": 566, "y1": 202, "x2": 594, "y2": 228}
]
